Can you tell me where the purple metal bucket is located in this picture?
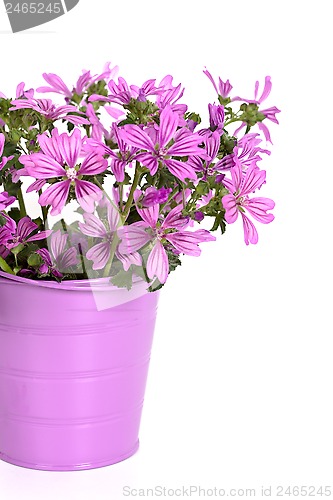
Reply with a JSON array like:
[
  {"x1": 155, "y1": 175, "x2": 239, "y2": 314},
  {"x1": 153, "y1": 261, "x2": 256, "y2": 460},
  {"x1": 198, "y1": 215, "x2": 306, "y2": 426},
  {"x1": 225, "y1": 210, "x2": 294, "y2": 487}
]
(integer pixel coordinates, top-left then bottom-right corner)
[{"x1": 0, "y1": 271, "x2": 159, "y2": 471}]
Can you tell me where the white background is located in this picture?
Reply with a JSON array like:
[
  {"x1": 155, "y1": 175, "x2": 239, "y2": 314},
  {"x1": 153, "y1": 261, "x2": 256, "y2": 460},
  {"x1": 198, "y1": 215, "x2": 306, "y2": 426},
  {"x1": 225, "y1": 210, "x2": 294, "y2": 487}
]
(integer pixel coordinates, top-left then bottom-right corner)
[{"x1": 0, "y1": 0, "x2": 332, "y2": 498}]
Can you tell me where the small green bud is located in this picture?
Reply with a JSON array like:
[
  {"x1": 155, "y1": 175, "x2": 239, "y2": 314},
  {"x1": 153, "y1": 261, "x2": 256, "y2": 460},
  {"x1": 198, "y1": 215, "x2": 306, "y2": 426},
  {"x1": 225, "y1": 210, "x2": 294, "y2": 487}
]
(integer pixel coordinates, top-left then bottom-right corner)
[{"x1": 27, "y1": 253, "x2": 43, "y2": 267}]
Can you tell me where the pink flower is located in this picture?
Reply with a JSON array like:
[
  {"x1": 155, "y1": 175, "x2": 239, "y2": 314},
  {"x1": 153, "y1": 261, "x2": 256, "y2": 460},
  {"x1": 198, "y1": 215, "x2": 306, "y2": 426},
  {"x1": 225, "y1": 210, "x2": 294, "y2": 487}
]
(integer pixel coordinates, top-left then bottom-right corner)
[
  {"x1": 203, "y1": 68, "x2": 233, "y2": 98},
  {"x1": 36, "y1": 64, "x2": 118, "y2": 101},
  {"x1": 0, "y1": 191, "x2": 16, "y2": 211},
  {"x1": 118, "y1": 204, "x2": 215, "y2": 283},
  {"x1": 0, "y1": 133, "x2": 14, "y2": 171},
  {"x1": 79, "y1": 201, "x2": 141, "y2": 272},
  {"x1": 119, "y1": 105, "x2": 202, "y2": 182},
  {"x1": 222, "y1": 163, "x2": 275, "y2": 245},
  {"x1": 233, "y1": 76, "x2": 281, "y2": 143},
  {"x1": 0, "y1": 214, "x2": 51, "y2": 249},
  {"x1": 10, "y1": 98, "x2": 89, "y2": 126},
  {"x1": 20, "y1": 128, "x2": 107, "y2": 215},
  {"x1": 37, "y1": 230, "x2": 78, "y2": 278},
  {"x1": 156, "y1": 75, "x2": 187, "y2": 116}
]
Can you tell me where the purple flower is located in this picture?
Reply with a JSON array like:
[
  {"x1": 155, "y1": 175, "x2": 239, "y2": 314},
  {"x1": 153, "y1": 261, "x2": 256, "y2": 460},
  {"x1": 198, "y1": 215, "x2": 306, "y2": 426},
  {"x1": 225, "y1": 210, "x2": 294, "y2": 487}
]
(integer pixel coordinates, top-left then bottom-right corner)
[
  {"x1": 36, "y1": 64, "x2": 118, "y2": 102},
  {"x1": 118, "y1": 204, "x2": 215, "y2": 284},
  {"x1": 79, "y1": 202, "x2": 141, "y2": 271},
  {"x1": 15, "y1": 82, "x2": 34, "y2": 99},
  {"x1": 20, "y1": 128, "x2": 107, "y2": 215},
  {"x1": 37, "y1": 230, "x2": 78, "y2": 278},
  {"x1": 198, "y1": 104, "x2": 225, "y2": 137},
  {"x1": 119, "y1": 106, "x2": 202, "y2": 182},
  {"x1": 37, "y1": 73, "x2": 72, "y2": 99},
  {"x1": 203, "y1": 68, "x2": 233, "y2": 98},
  {"x1": 233, "y1": 76, "x2": 281, "y2": 143},
  {"x1": 0, "y1": 133, "x2": 14, "y2": 171},
  {"x1": 222, "y1": 163, "x2": 275, "y2": 245},
  {"x1": 10, "y1": 98, "x2": 89, "y2": 126},
  {"x1": 188, "y1": 132, "x2": 234, "y2": 179},
  {"x1": 0, "y1": 244, "x2": 9, "y2": 259},
  {"x1": 0, "y1": 215, "x2": 51, "y2": 250},
  {"x1": 141, "y1": 187, "x2": 172, "y2": 207},
  {"x1": 0, "y1": 191, "x2": 16, "y2": 211},
  {"x1": 156, "y1": 75, "x2": 187, "y2": 116},
  {"x1": 85, "y1": 103, "x2": 109, "y2": 141},
  {"x1": 130, "y1": 79, "x2": 164, "y2": 102},
  {"x1": 90, "y1": 77, "x2": 133, "y2": 106},
  {"x1": 84, "y1": 125, "x2": 139, "y2": 183},
  {"x1": 233, "y1": 133, "x2": 271, "y2": 171}
]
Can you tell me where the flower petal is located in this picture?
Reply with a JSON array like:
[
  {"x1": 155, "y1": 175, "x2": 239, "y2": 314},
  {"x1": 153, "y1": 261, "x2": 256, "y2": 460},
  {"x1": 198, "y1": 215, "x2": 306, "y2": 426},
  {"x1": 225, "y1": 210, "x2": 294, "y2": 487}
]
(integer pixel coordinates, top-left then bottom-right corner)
[
  {"x1": 58, "y1": 129, "x2": 82, "y2": 169},
  {"x1": 135, "y1": 152, "x2": 159, "y2": 175},
  {"x1": 158, "y1": 105, "x2": 178, "y2": 147},
  {"x1": 38, "y1": 130, "x2": 63, "y2": 163},
  {"x1": 116, "y1": 249, "x2": 142, "y2": 272},
  {"x1": 75, "y1": 180, "x2": 103, "y2": 213},
  {"x1": 222, "y1": 194, "x2": 239, "y2": 223},
  {"x1": 240, "y1": 212, "x2": 258, "y2": 245},
  {"x1": 79, "y1": 153, "x2": 108, "y2": 176},
  {"x1": 86, "y1": 242, "x2": 110, "y2": 270},
  {"x1": 118, "y1": 226, "x2": 151, "y2": 253},
  {"x1": 50, "y1": 230, "x2": 68, "y2": 260},
  {"x1": 119, "y1": 125, "x2": 155, "y2": 151},
  {"x1": 164, "y1": 159, "x2": 197, "y2": 181},
  {"x1": 17, "y1": 217, "x2": 38, "y2": 241},
  {"x1": 146, "y1": 240, "x2": 169, "y2": 283},
  {"x1": 26, "y1": 155, "x2": 65, "y2": 179},
  {"x1": 245, "y1": 197, "x2": 275, "y2": 224},
  {"x1": 79, "y1": 213, "x2": 107, "y2": 238},
  {"x1": 39, "y1": 180, "x2": 71, "y2": 216}
]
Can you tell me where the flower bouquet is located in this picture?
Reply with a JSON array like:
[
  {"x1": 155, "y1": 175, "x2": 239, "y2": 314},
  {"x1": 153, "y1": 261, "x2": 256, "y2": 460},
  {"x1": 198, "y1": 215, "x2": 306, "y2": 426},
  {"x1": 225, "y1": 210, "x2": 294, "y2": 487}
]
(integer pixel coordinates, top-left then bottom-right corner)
[
  {"x1": 0, "y1": 63, "x2": 280, "y2": 471},
  {"x1": 0, "y1": 63, "x2": 279, "y2": 291}
]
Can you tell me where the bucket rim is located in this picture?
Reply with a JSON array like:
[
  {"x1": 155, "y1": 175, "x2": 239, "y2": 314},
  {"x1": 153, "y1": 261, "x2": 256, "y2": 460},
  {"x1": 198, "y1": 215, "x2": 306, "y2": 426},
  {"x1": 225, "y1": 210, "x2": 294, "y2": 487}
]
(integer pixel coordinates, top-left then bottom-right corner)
[{"x1": 0, "y1": 269, "x2": 147, "y2": 292}]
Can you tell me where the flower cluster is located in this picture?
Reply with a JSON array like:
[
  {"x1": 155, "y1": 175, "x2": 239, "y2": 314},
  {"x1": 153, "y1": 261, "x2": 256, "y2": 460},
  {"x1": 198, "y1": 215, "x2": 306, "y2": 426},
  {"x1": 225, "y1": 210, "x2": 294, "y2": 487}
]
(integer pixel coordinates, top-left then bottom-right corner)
[{"x1": 0, "y1": 63, "x2": 279, "y2": 291}]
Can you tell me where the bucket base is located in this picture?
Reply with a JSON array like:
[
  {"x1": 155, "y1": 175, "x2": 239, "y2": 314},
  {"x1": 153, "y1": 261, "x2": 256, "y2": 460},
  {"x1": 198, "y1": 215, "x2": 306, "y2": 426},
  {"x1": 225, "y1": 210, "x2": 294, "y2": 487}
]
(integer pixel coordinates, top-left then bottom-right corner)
[{"x1": 0, "y1": 440, "x2": 139, "y2": 471}]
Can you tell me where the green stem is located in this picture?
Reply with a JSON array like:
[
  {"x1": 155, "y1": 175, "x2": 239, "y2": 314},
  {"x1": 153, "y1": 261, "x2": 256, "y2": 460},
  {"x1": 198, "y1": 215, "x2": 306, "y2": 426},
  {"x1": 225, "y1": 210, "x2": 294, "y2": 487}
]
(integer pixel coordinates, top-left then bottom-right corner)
[
  {"x1": 17, "y1": 186, "x2": 27, "y2": 218},
  {"x1": 102, "y1": 163, "x2": 142, "y2": 278},
  {"x1": 224, "y1": 117, "x2": 241, "y2": 127},
  {"x1": 122, "y1": 162, "x2": 142, "y2": 222},
  {"x1": 119, "y1": 184, "x2": 123, "y2": 212},
  {"x1": 39, "y1": 190, "x2": 48, "y2": 226},
  {"x1": 102, "y1": 233, "x2": 120, "y2": 278}
]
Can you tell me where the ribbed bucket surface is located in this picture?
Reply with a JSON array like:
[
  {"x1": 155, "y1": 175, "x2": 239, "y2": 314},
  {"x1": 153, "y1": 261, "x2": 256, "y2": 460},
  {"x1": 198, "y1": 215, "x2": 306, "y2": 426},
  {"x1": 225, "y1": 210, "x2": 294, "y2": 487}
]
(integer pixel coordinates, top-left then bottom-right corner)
[{"x1": 0, "y1": 271, "x2": 159, "y2": 471}]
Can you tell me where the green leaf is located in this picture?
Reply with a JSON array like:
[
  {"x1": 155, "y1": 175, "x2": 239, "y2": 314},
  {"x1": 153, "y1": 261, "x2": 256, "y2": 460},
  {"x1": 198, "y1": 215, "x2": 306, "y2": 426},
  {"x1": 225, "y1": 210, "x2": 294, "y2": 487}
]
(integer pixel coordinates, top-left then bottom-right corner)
[
  {"x1": 7, "y1": 207, "x2": 21, "y2": 223},
  {"x1": 27, "y1": 252, "x2": 43, "y2": 267},
  {"x1": 11, "y1": 243, "x2": 25, "y2": 256},
  {"x1": 111, "y1": 268, "x2": 133, "y2": 291},
  {"x1": 0, "y1": 256, "x2": 14, "y2": 274},
  {"x1": 0, "y1": 213, "x2": 7, "y2": 226}
]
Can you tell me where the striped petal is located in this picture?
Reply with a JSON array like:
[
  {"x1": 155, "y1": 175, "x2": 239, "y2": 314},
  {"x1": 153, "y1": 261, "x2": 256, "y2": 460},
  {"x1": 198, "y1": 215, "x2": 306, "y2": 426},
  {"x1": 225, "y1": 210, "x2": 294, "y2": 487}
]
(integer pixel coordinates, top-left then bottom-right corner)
[
  {"x1": 75, "y1": 180, "x2": 103, "y2": 213},
  {"x1": 146, "y1": 240, "x2": 169, "y2": 283},
  {"x1": 158, "y1": 105, "x2": 178, "y2": 147},
  {"x1": 39, "y1": 180, "x2": 71, "y2": 216},
  {"x1": 26, "y1": 155, "x2": 65, "y2": 179},
  {"x1": 240, "y1": 212, "x2": 258, "y2": 245},
  {"x1": 222, "y1": 194, "x2": 239, "y2": 223},
  {"x1": 79, "y1": 213, "x2": 107, "y2": 238},
  {"x1": 244, "y1": 197, "x2": 275, "y2": 224},
  {"x1": 79, "y1": 153, "x2": 108, "y2": 176},
  {"x1": 164, "y1": 159, "x2": 197, "y2": 181},
  {"x1": 119, "y1": 125, "x2": 155, "y2": 151},
  {"x1": 86, "y1": 242, "x2": 110, "y2": 270},
  {"x1": 118, "y1": 226, "x2": 151, "y2": 254},
  {"x1": 58, "y1": 129, "x2": 82, "y2": 169},
  {"x1": 50, "y1": 230, "x2": 67, "y2": 260}
]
